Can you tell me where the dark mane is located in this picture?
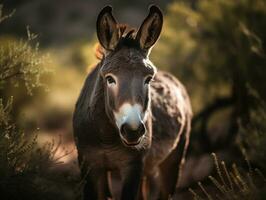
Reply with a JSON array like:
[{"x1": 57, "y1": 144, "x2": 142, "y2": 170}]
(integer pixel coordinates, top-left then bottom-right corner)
[{"x1": 115, "y1": 24, "x2": 140, "y2": 50}]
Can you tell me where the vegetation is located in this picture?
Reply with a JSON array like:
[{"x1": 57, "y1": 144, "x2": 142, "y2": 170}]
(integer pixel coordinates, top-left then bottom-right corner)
[
  {"x1": 0, "y1": 6, "x2": 78, "y2": 200},
  {"x1": 0, "y1": 28, "x2": 49, "y2": 94},
  {"x1": 189, "y1": 153, "x2": 266, "y2": 200},
  {"x1": 152, "y1": 0, "x2": 266, "y2": 116},
  {"x1": 0, "y1": 98, "x2": 78, "y2": 200},
  {"x1": 151, "y1": 0, "x2": 266, "y2": 198}
]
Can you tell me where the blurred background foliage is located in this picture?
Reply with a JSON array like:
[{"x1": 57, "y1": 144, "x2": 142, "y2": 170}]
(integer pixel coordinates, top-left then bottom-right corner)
[{"x1": 0, "y1": 0, "x2": 265, "y2": 199}]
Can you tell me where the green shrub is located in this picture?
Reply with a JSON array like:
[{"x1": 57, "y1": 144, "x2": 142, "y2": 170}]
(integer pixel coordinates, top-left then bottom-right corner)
[{"x1": 0, "y1": 6, "x2": 79, "y2": 200}]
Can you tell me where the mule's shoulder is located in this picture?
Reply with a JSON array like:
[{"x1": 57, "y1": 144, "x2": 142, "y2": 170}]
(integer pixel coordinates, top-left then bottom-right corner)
[
  {"x1": 154, "y1": 70, "x2": 185, "y2": 90},
  {"x1": 151, "y1": 70, "x2": 192, "y2": 118}
]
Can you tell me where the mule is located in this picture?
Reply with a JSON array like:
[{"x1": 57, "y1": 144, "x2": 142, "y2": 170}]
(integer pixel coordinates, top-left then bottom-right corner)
[{"x1": 73, "y1": 5, "x2": 192, "y2": 200}]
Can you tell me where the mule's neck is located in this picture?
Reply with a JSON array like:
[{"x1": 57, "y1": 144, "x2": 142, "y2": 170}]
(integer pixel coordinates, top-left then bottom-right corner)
[{"x1": 88, "y1": 62, "x2": 121, "y2": 146}]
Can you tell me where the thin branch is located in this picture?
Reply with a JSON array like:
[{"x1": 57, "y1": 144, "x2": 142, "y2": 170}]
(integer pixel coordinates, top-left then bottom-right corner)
[{"x1": 1, "y1": 71, "x2": 23, "y2": 81}]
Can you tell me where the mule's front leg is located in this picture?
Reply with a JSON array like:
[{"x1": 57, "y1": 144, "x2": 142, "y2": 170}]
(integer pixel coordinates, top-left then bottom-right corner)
[
  {"x1": 121, "y1": 162, "x2": 143, "y2": 200},
  {"x1": 83, "y1": 168, "x2": 111, "y2": 200}
]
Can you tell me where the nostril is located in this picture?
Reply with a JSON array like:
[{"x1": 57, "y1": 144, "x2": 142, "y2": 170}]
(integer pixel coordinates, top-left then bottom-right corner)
[
  {"x1": 138, "y1": 123, "x2": 146, "y2": 136},
  {"x1": 121, "y1": 124, "x2": 126, "y2": 135},
  {"x1": 121, "y1": 123, "x2": 131, "y2": 135}
]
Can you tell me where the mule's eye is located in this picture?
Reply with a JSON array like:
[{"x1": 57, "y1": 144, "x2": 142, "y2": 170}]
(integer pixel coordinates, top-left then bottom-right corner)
[
  {"x1": 144, "y1": 76, "x2": 153, "y2": 85},
  {"x1": 106, "y1": 75, "x2": 116, "y2": 85}
]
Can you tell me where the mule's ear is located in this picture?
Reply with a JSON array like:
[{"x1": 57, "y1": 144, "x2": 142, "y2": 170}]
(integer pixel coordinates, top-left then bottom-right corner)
[
  {"x1": 136, "y1": 5, "x2": 163, "y2": 50},
  {"x1": 96, "y1": 6, "x2": 119, "y2": 51}
]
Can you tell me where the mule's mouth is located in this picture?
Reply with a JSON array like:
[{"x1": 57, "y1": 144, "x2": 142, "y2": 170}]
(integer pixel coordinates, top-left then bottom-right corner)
[{"x1": 121, "y1": 137, "x2": 142, "y2": 147}]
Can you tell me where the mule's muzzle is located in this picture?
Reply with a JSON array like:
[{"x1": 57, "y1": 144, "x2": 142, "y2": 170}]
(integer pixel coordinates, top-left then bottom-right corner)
[{"x1": 120, "y1": 122, "x2": 146, "y2": 146}]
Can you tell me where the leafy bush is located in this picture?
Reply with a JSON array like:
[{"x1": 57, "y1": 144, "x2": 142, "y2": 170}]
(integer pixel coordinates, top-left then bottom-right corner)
[
  {"x1": 0, "y1": 29, "x2": 49, "y2": 95},
  {"x1": 0, "y1": 6, "x2": 79, "y2": 200},
  {"x1": 0, "y1": 98, "x2": 77, "y2": 200}
]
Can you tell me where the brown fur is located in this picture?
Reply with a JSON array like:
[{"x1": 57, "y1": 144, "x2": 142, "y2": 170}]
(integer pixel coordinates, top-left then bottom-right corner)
[{"x1": 73, "y1": 5, "x2": 192, "y2": 200}]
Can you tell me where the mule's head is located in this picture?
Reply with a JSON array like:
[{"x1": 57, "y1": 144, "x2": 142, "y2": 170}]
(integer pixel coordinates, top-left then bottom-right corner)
[{"x1": 96, "y1": 5, "x2": 163, "y2": 147}]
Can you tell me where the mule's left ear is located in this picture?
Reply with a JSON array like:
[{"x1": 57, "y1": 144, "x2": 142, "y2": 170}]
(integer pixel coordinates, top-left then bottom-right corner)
[{"x1": 136, "y1": 5, "x2": 163, "y2": 51}]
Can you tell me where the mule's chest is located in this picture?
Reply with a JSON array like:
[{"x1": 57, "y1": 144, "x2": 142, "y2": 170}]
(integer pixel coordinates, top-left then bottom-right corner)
[{"x1": 81, "y1": 145, "x2": 141, "y2": 170}]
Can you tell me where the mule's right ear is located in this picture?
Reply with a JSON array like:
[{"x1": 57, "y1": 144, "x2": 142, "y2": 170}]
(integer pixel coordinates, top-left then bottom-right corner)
[{"x1": 96, "y1": 6, "x2": 119, "y2": 51}]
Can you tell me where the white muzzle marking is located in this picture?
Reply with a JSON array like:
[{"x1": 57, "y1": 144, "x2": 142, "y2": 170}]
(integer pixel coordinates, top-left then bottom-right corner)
[{"x1": 114, "y1": 103, "x2": 145, "y2": 130}]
